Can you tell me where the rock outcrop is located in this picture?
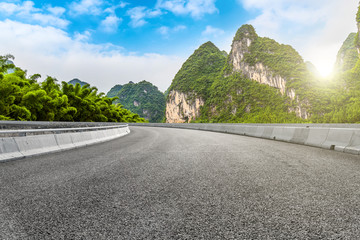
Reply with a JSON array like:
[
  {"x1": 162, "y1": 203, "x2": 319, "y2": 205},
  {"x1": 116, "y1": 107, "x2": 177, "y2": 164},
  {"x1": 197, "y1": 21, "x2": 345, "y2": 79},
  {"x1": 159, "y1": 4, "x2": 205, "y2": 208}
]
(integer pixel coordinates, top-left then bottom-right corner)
[
  {"x1": 166, "y1": 90, "x2": 204, "y2": 123},
  {"x1": 165, "y1": 24, "x2": 316, "y2": 122},
  {"x1": 165, "y1": 41, "x2": 226, "y2": 123},
  {"x1": 229, "y1": 26, "x2": 288, "y2": 95},
  {"x1": 228, "y1": 25, "x2": 310, "y2": 119}
]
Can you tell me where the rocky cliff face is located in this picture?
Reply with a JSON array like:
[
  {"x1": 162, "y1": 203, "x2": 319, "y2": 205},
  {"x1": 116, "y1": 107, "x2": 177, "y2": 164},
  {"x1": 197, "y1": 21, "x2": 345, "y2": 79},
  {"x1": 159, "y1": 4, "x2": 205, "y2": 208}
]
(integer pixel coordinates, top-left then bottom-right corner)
[
  {"x1": 165, "y1": 41, "x2": 226, "y2": 123},
  {"x1": 228, "y1": 25, "x2": 310, "y2": 119},
  {"x1": 165, "y1": 25, "x2": 315, "y2": 123},
  {"x1": 229, "y1": 27, "x2": 287, "y2": 95},
  {"x1": 166, "y1": 90, "x2": 204, "y2": 123}
]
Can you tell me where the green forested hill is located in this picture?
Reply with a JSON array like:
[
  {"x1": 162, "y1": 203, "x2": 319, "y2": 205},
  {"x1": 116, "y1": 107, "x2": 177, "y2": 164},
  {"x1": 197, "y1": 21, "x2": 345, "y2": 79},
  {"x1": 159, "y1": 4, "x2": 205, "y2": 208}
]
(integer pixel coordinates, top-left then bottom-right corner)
[
  {"x1": 0, "y1": 55, "x2": 145, "y2": 122},
  {"x1": 315, "y1": 5, "x2": 360, "y2": 123},
  {"x1": 68, "y1": 78, "x2": 89, "y2": 87},
  {"x1": 198, "y1": 73, "x2": 302, "y2": 123},
  {"x1": 165, "y1": 2, "x2": 360, "y2": 124},
  {"x1": 3, "y1": 3, "x2": 360, "y2": 124},
  {"x1": 107, "y1": 84, "x2": 123, "y2": 98},
  {"x1": 244, "y1": 36, "x2": 307, "y2": 87},
  {"x1": 169, "y1": 41, "x2": 226, "y2": 99},
  {"x1": 168, "y1": 27, "x2": 308, "y2": 123},
  {"x1": 335, "y1": 33, "x2": 358, "y2": 73},
  {"x1": 107, "y1": 81, "x2": 165, "y2": 123}
]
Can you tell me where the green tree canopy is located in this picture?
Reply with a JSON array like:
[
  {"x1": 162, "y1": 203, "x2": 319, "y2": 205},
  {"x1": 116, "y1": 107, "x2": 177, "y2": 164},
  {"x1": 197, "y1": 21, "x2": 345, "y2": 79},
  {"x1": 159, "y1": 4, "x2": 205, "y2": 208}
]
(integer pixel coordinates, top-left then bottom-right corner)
[{"x1": 0, "y1": 56, "x2": 145, "y2": 123}]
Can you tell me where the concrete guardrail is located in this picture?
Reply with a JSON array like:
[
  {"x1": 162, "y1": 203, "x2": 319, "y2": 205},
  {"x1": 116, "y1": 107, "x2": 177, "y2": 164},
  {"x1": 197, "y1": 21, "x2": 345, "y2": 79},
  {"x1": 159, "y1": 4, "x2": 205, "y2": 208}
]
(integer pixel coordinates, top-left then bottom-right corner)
[
  {"x1": 129, "y1": 123, "x2": 360, "y2": 155},
  {"x1": 0, "y1": 124, "x2": 130, "y2": 162},
  {"x1": 2, "y1": 121, "x2": 359, "y2": 162}
]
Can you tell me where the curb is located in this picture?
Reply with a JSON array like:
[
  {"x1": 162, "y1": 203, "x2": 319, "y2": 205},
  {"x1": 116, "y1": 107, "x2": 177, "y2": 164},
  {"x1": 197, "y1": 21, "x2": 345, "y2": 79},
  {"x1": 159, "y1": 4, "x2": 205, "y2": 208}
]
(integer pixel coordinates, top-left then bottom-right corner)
[{"x1": 0, "y1": 125, "x2": 130, "y2": 162}]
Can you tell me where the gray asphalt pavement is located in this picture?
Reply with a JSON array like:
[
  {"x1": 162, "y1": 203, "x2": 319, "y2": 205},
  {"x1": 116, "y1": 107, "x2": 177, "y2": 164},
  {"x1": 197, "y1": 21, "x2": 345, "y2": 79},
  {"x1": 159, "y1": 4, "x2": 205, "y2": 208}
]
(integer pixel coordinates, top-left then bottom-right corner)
[{"x1": 1, "y1": 126, "x2": 360, "y2": 239}]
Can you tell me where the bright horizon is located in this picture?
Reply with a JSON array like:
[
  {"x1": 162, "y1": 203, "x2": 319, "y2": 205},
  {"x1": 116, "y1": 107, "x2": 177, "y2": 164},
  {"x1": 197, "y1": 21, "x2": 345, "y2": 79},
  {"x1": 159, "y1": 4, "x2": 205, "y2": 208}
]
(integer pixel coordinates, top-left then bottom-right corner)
[{"x1": 0, "y1": 0, "x2": 358, "y2": 92}]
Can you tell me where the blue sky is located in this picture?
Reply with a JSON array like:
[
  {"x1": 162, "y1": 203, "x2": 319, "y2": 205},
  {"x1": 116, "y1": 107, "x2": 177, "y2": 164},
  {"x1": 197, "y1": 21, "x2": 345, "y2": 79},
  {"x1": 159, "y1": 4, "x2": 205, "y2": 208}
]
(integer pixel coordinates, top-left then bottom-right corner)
[{"x1": 0, "y1": 0, "x2": 358, "y2": 92}]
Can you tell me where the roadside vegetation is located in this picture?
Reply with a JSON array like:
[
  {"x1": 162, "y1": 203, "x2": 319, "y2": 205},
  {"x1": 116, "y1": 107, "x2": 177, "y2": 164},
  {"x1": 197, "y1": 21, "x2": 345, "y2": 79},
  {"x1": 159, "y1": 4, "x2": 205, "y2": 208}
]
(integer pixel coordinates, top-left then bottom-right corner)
[{"x1": 0, "y1": 55, "x2": 145, "y2": 122}]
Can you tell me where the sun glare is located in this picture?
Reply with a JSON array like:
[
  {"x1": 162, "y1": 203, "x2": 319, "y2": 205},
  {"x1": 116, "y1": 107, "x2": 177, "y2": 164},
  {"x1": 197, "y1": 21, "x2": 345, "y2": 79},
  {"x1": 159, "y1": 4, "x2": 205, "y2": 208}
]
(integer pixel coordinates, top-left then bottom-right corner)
[
  {"x1": 313, "y1": 62, "x2": 334, "y2": 79},
  {"x1": 318, "y1": 68, "x2": 333, "y2": 78}
]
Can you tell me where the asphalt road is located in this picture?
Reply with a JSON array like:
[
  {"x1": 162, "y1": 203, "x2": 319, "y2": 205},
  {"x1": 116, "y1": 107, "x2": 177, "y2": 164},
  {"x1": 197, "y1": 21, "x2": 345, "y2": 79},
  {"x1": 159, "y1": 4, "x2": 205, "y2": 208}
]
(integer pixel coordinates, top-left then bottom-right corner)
[{"x1": 1, "y1": 126, "x2": 360, "y2": 239}]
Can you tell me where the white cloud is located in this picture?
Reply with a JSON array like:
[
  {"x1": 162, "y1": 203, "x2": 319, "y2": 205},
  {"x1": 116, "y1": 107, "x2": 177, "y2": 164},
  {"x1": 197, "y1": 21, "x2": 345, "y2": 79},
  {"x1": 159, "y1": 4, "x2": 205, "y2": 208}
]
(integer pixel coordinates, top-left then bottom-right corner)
[
  {"x1": 174, "y1": 25, "x2": 186, "y2": 32},
  {"x1": 202, "y1": 25, "x2": 224, "y2": 37},
  {"x1": 157, "y1": 26, "x2": 170, "y2": 35},
  {"x1": 74, "y1": 31, "x2": 91, "y2": 41},
  {"x1": 100, "y1": 15, "x2": 122, "y2": 33},
  {"x1": 0, "y1": 1, "x2": 69, "y2": 28},
  {"x1": 238, "y1": 0, "x2": 359, "y2": 76},
  {"x1": 156, "y1": 0, "x2": 218, "y2": 19},
  {"x1": 31, "y1": 13, "x2": 70, "y2": 29},
  {"x1": 119, "y1": 2, "x2": 129, "y2": 8},
  {"x1": 157, "y1": 25, "x2": 186, "y2": 37},
  {"x1": 126, "y1": 6, "x2": 162, "y2": 28},
  {"x1": 241, "y1": 0, "x2": 327, "y2": 34},
  {"x1": 69, "y1": 0, "x2": 103, "y2": 15},
  {"x1": 16, "y1": 1, "x2": 37, "y2": 15},
  {"x1": 104, "y1": 1, "x2": 129, "y2": 14},
  {"x1": 127, "y1": 7, "x2": 147, "y2": 27},
  {"x1": 47, "y1": 6, "x2": 66, "y2": 16},
  {"x1": 0, "y1": 2, "x2": 18, "y2": 15},
  {"x1": 0, "y1": 19, "x2": 183, "y2": 92}
]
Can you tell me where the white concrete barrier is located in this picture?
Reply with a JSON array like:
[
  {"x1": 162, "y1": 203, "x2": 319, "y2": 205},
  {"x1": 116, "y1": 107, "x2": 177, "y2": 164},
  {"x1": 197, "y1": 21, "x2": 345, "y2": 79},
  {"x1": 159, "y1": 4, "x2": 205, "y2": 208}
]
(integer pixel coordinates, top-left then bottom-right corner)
[
  {"x1": 253, "y1": 126, "x2": 265, "y2": 138},
  {"x1": 290, "y1": 128, "x2": 310, "y2": 145},
  {"x1": 232, "y1": 125, "x2": 246, "y2": 135},
  {"x1": 129, "y1": 123, "x2": 360, "y2": 155},
  {"x1": 321, "y1": 128, "x2": 354, "y2": 151},
  {"x1": 0, "y1": 138, "x2": 23, "y2": 161},
  {"x1": 0, "y1": 125, "x2": 130, "y2": 162},
  {"x1": 270, "y1": 127, "x2": 284, "y2": 141},
  {"x1": 55, "y1": 133, "x2": 75, "y2": 150},
  {"x1": 305, "y1": 128, "x2": 330, "y2": 148},
  {"x1": 15, "y1": 134, "x2": 60, "y2": 157},
  {"x1": 344, "y1": 130, "x2": 360, "y2": 155},
  {"x1": 261, "y1": 127, "x2": 274, "y2": 139},
  {"x1": 273, "y1": 127, "x2": 297, "y2": 142},
  {"x1": 244, "y1": 126, "x2": 258, "y2": 137}
]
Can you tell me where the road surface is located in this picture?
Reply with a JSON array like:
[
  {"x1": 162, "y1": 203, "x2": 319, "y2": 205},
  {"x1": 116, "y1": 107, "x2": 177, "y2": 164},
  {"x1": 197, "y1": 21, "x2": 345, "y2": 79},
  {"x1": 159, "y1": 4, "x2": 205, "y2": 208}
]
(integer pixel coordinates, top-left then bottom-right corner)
[{"x1": 1, "y1": 126, "x2": 360, "y2": 239}]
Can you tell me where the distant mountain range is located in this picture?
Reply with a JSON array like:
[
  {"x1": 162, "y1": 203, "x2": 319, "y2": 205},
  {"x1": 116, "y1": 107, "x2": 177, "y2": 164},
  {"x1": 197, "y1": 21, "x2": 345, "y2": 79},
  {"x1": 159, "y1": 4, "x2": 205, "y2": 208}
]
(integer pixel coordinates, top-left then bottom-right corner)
[
  {"x1": 106, "y1": 81, "x2": 165, "y2": 123},
  {"x1": 67, "y1": 3, "x2": 360, "y2": 124},
  {"x1": 68, "y1": 78, "x2": 89, "y2": 87},
  {"x1": 163, "y1": 4, "x2": 360, "y2": 124}
]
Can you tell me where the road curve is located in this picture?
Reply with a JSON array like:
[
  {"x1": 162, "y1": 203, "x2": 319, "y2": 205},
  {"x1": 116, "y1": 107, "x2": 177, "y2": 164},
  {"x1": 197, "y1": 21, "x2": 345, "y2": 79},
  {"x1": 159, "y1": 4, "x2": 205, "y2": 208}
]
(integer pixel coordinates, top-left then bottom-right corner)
[{"x1": 1, "y1": 126, "x2": 360, "y2": 239}]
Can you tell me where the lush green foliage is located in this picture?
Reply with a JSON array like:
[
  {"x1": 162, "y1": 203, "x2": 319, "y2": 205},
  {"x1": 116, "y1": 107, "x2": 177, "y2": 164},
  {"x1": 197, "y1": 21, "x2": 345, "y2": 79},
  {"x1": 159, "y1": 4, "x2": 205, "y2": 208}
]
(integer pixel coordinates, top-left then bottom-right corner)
[
  {"x1": 168, "y1": 19, "x2": 360, "y2": 124},
  {"x1": 356, "y1": 32, "x2": 360, "y2": 50},
  {"x1": 335, "y1": 33, "x2": 358, "y2": 72},
  {"x1": 244, "y1": 36, "x2": 307, "y2": 85},
  {"x1": 305, "y1": 61, "x2": 319, "y2": 76},
  {"x1": 317, "y1": 60, "x2": 360, "y2": 123},
  {"x1": 195, "y1": 73, "x2": 302, "y2": 123},
  {"x1": 221, "y1": 50, "x2": 228, "y2": 58},
  {"x1": 108, "y1": 80, "x2": 165, "y2": 123},
  {"x1": 307, "y1": 28, "x2": 360, "y2": 123},
  {"x1": 169, "y1": 41, "x2": 226, "y2": 100},
  {"x1": 0, "y1": 56, "x2": 145, "y2": 122},
  {"x1": 0, "y1": 54, "x2": 15, "y2": 77},
  {"x1": 107, "y1": 84, "x2": 123, "y2": 98},
  {"x1": 233, "y1": 24, "x2": 257, "y2": 42},
  {"x1": 68, "y1": 78, "x2": 89, "y2": 87},
  {"x1": 169, "y1": 37, "x2": 305, "y2": 123}
]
